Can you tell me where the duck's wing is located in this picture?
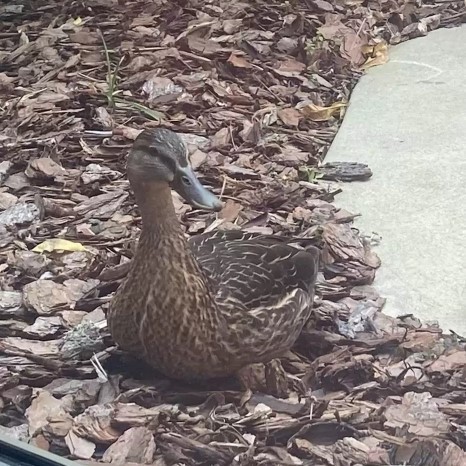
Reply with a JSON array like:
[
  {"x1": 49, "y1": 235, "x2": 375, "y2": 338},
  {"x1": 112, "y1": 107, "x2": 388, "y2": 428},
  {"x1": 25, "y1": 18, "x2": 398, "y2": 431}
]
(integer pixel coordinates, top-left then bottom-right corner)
[
  {"x1": 189, "y1": 230, "x2": 283, "y2": 280},
  {"x1": 188, "y1": 230, "x2": 319, "y2": 301},
  {"x1": 188, "y1": 231, "x2": 319, "y2": 361}
]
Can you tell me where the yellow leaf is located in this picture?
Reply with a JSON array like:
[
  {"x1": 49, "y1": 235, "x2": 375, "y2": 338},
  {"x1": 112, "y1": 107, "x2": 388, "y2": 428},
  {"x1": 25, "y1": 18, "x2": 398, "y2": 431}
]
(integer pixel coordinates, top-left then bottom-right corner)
[
  {"x1": 32, "y1": 239, "x2": 87, "y2": 253},
  {"x1": 73, "y1": 17, "x2": 83, "y2": 26},
  {"x1": 361, "y1": 42, "x2": 389, "y2": 70},
  {"x1": 301, "y1": 102, "x2": 347, "y2": 122}
]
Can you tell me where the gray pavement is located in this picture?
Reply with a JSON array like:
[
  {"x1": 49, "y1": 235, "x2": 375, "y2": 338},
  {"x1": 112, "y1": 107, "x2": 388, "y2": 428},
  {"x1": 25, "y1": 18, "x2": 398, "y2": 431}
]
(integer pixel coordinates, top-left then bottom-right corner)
[{"x1": 325, "y1": 26, "x2": 466, "y2": 335}]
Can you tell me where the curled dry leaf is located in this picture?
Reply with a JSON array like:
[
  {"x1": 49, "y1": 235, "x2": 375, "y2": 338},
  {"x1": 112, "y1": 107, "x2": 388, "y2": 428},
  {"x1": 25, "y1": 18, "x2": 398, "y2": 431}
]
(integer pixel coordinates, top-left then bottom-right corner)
[
  {"x1": 361, "y1": 42, "x2": 389, "y2": 70},
  {"x1": 300, "y1": 102, "x2": 347, "y2": 122},
  {"x1": 318, "y1": 14, "x2": 368, "y2": 66}
]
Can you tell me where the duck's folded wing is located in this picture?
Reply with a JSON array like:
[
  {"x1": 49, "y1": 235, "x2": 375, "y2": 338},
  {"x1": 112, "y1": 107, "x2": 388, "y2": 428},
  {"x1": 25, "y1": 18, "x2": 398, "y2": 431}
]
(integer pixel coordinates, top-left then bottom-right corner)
[
  {"x1": 189, "y1": 230, "x2": 319, "y2": 306},
  {"x1": 216, "y1": 241, "x2": 319, "y2": 361},
  {"x1": 189, "y1": 230, "x2": 320, "y2": 361},
  {"x1": 216, "y1": 242, "x2": 318, "y2": 307},
  {"x1": 189, "y1": 230, "x2": 317, "y2": 277}
]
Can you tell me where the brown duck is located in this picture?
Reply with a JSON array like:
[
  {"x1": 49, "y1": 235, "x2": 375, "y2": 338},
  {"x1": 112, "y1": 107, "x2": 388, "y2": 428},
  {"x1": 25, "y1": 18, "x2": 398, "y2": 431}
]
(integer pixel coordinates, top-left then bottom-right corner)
[{"x1": 108, "y1": 128, "x2": 319, "y2": 382}]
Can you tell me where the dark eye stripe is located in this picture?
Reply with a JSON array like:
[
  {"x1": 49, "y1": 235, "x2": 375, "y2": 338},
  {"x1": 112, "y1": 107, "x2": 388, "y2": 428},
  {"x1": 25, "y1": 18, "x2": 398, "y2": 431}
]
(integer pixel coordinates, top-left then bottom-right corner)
[{"x1": 159, "y1": 153, "x2": 177, "y2": 172}]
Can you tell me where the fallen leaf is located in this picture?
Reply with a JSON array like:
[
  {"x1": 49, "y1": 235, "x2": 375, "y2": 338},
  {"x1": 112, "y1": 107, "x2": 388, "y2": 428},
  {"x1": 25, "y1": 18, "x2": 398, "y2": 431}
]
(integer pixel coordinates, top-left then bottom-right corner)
[
  {"x1": 32, "y1": 239, "x2": 88, "y2": 253},
  {"x1": 300, "y1": 101, "x2": 347, "y2": 121},
  {"x1": 318, "y1": 15, "x2": 367, "y2": 65},
  {"x1": 361, "y1": 42, "x2": 389, "y2": 70}
]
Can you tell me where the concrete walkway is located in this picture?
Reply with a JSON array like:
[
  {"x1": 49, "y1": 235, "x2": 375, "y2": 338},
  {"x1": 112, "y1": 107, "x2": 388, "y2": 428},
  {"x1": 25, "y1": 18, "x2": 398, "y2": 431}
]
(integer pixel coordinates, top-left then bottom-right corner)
[{"x1": 325, "y1": 26, "x2": 466, "y2": 335}]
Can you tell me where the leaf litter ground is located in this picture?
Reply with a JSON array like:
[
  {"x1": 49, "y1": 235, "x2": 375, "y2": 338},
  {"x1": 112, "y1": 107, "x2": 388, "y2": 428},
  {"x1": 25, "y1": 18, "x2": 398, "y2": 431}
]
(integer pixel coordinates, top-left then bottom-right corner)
[{"x1": 1, "y1": 1, "x2": 466, "y2": 465}]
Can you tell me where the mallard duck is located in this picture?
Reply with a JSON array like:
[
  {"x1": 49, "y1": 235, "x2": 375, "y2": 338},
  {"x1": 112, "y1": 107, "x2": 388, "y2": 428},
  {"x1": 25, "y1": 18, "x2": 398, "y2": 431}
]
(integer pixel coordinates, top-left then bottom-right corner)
[{"x1": 108, "y1": 128, "x2": 319, "y2": 382}]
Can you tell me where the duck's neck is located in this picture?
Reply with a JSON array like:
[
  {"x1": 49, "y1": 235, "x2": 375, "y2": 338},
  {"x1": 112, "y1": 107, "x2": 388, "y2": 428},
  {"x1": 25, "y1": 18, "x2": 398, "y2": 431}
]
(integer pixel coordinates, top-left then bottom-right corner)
[
  {"x1": 131, "y1": 181, "x2": 212, "y2": 302},
  {"x1": 133, "y1": 181, "x2": 182, "y2": 238}
]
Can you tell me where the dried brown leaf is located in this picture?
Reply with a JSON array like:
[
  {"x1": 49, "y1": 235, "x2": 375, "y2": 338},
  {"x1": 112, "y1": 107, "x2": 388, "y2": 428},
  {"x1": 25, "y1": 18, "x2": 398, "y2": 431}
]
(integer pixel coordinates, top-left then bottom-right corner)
[
  {"x1": 362, "y1": 42, "x2": 389, "y2": 70},
  {"x1": 300, "y1": 102, "x2": 347, "y2": 122}
]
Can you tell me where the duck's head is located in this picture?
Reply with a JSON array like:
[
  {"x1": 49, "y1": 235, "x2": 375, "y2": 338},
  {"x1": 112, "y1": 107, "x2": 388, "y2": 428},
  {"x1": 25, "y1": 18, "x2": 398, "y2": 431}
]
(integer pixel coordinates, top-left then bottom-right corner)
[{"x1": 127, "y1": 128, "x2": 223, "y2": 212}]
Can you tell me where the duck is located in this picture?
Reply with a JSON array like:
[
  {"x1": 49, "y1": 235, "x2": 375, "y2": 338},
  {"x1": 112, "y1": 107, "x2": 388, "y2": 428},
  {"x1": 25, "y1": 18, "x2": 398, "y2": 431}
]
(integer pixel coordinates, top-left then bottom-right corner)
[{"x1": 108, "y1": 128, "x2": 319, "y2": 382}]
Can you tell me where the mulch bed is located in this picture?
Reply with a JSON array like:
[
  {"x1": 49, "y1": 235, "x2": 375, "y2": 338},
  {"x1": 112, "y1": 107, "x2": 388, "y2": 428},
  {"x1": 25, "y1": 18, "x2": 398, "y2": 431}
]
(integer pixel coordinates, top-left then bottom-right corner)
[{"x1": 1, "y1": 0, "x2": 465, "y2": 465}]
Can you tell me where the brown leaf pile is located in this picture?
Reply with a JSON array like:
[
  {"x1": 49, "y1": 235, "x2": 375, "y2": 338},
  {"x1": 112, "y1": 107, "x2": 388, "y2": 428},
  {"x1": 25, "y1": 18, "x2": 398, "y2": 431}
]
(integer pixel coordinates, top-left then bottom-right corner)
[{"x1": 1, "y1": 1, "x2": 465, "y2": 465}]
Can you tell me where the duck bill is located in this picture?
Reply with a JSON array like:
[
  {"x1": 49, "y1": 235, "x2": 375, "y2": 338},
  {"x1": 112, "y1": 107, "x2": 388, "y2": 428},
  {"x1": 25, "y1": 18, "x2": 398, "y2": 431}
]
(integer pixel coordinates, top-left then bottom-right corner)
[{"x1": 173, "y1": 166, "x2": 223, "y2": 212}]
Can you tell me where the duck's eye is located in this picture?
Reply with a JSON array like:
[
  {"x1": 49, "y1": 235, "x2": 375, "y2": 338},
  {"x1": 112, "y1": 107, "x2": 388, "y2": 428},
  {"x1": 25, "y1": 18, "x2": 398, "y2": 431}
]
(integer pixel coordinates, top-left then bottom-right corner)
[{"x1": 181, "y1": 176, "x2": 191, "y2": 186}]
